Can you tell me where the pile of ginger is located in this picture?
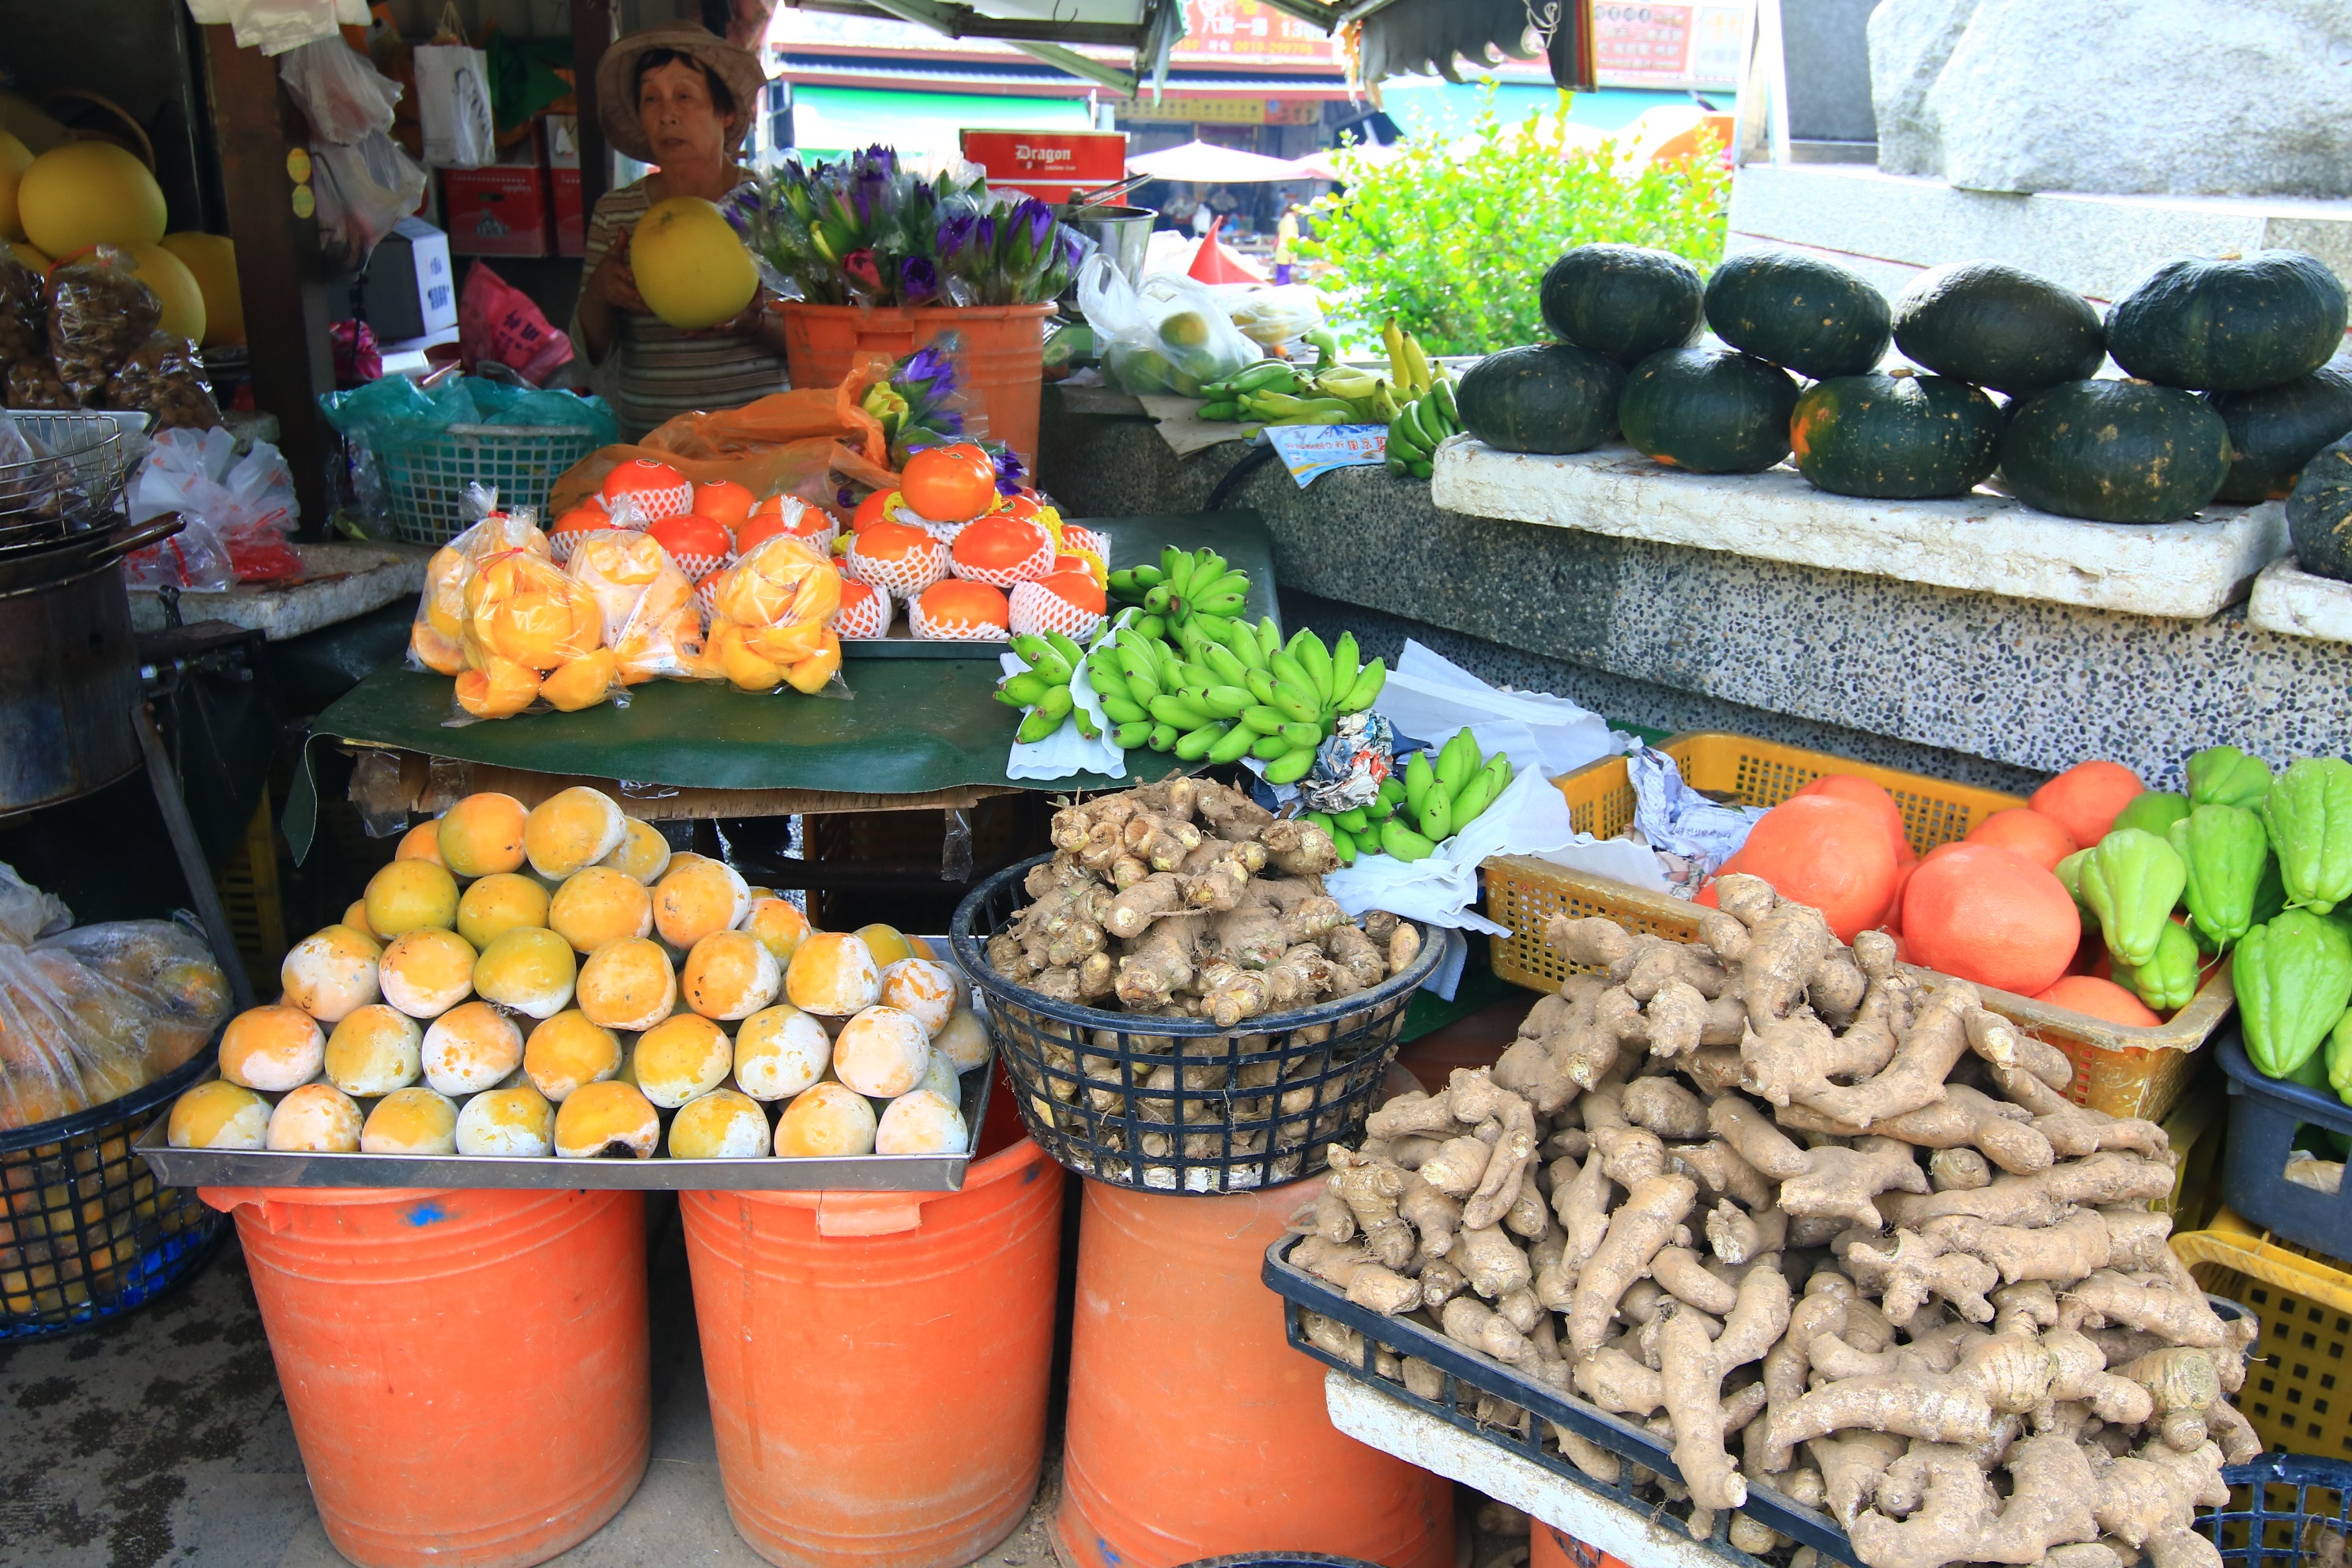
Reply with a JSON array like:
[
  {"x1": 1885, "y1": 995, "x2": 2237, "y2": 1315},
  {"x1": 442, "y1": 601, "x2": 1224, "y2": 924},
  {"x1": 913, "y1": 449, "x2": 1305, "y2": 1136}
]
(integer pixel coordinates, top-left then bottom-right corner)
[
  {"x1": 982, "y1": 776, "x2": 1424, "y2": 1186},
  {"x1": 1291, "y1": 874, "x2": 2257, "y2": 1568}
]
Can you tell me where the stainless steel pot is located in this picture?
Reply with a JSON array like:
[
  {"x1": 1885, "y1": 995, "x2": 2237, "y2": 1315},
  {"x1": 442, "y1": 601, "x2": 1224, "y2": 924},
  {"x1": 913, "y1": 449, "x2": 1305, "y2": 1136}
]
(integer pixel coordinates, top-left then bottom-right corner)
[
  {"x1": 1057, "y1": 203, "x2": 1156, "y2": 285},
  {"x1": 0, "y1": 516, "x2": 182, "y2": 819}
]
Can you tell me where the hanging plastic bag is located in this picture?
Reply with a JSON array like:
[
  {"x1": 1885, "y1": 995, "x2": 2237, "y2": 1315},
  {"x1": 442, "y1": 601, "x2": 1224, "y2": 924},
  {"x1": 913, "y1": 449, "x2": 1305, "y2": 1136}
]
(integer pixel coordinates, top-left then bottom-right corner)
[
  {"x1": 414, "y1": 29, "x2": 496, "y2": 169},
  {"x1": 458, "y1": 262, "x2": 573, "y2": 386},
  {"x1": 47, "y1": 247, "x2": 160, "y2": 405},
  {"x1": 311, "y1": 130, "x2": 429, "y2": 270},
  {"x1": 695, "y1": 535, "x2": 845, "y2": 696},
  {"x1": 104, "y1": 331, "x2": 224, "y2": 430},
  {"x1": 1076, "y1": 254, "x2": 1256, "y2": 398},
  {"x1": 406, "y1": 485, "x2": 548, "y2": 675},
  {"x1": 566, "y1": 530, "x2": 702, "y2": 684},
  {"x1": 181, "y1": 0, "x2": 370, "y2": 58},
  {"x1": 278, "y1": 35, "x2": 401, "y2": 145}
]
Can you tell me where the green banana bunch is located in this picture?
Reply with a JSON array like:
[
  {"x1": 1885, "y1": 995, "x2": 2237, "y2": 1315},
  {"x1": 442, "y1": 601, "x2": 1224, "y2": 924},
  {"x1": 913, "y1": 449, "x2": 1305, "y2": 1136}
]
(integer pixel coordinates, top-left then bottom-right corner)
[
  {"x1": 1197, "y1": 360, "x2": 1302, "y2": 420},
  {"x1": 996, "y1": 631, "x2": 1096, "y2": 744},
  {"x1": 1238, "y1": 390, "x2": 1360, "y2": 426},
  {"x1": 1306, "y1": 775, "x2": 1408, "y2": 867},
  {"x1": 1087, "y1": 616, "x2": 1389, "y2": 782},
  {"x1": 1359, "y1": 729, "x2": 1513, "y2": 858},
  {"x1": 1106, "y1": 547, "x2": 1250, "y2": 628},
  {"x1": 1385, "y1": 377, "x2": 1460, "y2": 481}
]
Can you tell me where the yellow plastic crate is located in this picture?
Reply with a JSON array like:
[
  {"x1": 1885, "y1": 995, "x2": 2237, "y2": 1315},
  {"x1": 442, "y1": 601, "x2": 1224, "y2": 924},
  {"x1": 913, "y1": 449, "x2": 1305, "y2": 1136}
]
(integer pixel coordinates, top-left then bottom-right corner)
[
  {"x1": 2177, "y1": 1209, "x2": 2352, "y2": 1459},
  {"x1": 1483, "y1": 731, "x2": 2234, "y2": 1124}
]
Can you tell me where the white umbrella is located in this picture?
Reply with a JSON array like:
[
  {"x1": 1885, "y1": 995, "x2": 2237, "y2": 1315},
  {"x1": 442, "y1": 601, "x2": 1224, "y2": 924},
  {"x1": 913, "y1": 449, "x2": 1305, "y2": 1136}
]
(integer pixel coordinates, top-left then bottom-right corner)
[{"x1": 1125, "y1": 139, "x2": 1310, "y2": 183}]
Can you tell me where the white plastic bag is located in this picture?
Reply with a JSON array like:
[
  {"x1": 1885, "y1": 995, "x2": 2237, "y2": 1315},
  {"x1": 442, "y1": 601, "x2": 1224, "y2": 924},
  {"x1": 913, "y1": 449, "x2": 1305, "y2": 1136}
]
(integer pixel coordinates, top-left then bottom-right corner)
[
  {"x1": 121, "y1": 514, "x2": 236, "y2": 591},
  {"x1": 279, "y1": 36, "x2": 402, "y2": 145},
  {"x1": 415, "y1": 42, "x2": 496, "y2": 169},
  {"x1": 182, "y1": 0, "x2": 370, "y2": 56},
  {"x1": 1077, "y1": 254, "x2": 1257, "y2": 398},
  {"x1": 311, "y1": 131, "x2": 430, "y2": 270},
  {"x1": 1217, "y1": 283, "x2": 1325, "y2": 351},
  {"x1": 125, "y1": 428, "x2": 299, "y2": 587},
  {"x1": 1000, "y1": 644, "x2": 1123, "y2": 782}
]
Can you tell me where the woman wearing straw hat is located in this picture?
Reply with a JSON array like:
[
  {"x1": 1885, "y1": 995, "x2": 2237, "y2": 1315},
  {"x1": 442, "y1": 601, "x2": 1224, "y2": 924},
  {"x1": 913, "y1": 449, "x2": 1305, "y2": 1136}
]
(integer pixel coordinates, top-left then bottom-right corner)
[{"x1": 570, "y1": 24, "x2": 789, "y2": 440}]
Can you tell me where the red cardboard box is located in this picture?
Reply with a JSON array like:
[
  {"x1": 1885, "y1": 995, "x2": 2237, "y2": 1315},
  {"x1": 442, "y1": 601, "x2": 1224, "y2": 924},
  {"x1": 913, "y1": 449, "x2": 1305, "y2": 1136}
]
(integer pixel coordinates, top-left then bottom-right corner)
[
  {"x1": 552, "y1": 168, "x2": 583, "y2": 257},
  {"x1": 443, "y1": 167, "x2": 552, "y2": 258},
  {"x1": 958, "y1": 129, "x2": 1125, "y2": 203}
]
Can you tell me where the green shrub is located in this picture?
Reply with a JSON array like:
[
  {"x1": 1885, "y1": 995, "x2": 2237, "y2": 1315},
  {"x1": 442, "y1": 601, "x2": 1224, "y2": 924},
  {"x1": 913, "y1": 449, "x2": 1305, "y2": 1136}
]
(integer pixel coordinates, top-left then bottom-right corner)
[{"x1": 1298, "y1": 100, "x2": 1732, "y2": 357}]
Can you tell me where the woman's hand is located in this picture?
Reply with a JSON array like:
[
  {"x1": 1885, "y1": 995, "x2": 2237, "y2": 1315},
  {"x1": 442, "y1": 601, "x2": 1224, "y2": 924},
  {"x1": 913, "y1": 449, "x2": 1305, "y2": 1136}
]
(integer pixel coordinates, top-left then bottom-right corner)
[
  {"x1": 592, "y1": 233, "x2": 648, "y2": 315},
  {"x1": 684, "y1": 294, "x2": 786, "y2": 354}
]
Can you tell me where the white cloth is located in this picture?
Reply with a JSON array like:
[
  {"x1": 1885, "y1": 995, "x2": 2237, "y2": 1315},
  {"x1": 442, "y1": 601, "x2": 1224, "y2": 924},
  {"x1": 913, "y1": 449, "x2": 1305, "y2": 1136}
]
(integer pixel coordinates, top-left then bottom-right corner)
[
  {"x1": 1372, "y1": 639, "x2": 1624, "y2": 779},
  {"x1": 1001, "y1": 648, "x2": 1124, "y2": 782}
]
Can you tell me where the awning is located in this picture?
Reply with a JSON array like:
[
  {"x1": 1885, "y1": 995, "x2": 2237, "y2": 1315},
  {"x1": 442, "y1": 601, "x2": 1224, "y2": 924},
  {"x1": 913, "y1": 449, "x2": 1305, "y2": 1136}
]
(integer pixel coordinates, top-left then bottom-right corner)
[
  {"x1": 1124, "y1": 138, "x2": 1308, "y2": 183},
  {"x1": 790, "y1": 85, "x2": 1093, "y2": 165}
]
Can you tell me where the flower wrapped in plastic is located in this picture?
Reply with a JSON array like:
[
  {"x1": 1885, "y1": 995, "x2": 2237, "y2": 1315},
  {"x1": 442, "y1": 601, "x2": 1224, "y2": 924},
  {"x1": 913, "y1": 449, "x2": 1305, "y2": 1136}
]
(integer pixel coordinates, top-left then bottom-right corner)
[
  {"x1": 698, "y1": 534, "x2": 845, "y2": 695},
  {"x1": 456, "y1": 548, "x2": 607, "y2": 718},
  {"x1": 567, "y1": 530, "x2": 703, "y2": 684},
  {"x1": 407, "y1": 496, "x2": 549, "y2": 676}
]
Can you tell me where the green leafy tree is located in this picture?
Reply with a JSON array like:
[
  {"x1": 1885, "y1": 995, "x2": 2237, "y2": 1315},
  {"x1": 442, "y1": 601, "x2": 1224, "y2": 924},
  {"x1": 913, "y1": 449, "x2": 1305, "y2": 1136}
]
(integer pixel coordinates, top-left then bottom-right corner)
[{"x1": 1298, "y1": 100, "x2": 1732, "y2": 356}]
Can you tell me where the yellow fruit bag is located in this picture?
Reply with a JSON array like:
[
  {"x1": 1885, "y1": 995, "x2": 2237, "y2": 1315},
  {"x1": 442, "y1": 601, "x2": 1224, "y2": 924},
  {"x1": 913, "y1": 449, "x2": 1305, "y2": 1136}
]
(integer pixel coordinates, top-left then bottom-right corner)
[
  {"x1": 407, "y1": 506, "x2": 550, "y2": 677},
  {"x1": 695, "y1": 535, "x2": 846, "y2": 695},
  {"x1": 566, "y1": 530, "x2": 704, "y2": 685},
  {"x1": 454, "y1": 548, "x2": 610, "y2": 720}
]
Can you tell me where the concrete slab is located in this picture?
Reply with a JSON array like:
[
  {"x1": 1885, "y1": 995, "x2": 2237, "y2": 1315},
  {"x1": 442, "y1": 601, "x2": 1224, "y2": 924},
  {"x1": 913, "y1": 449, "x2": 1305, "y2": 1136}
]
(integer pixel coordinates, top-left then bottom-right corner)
[
  {"x1": 2249, "y1": 555, "x2": 2352, "y2": 644},
  {"x1": 1430, "y1": 438, "x2": 2287, "y2": 620},
  {"x1": 1727, "y1": 164, "x2": 2352, "y2": 303},
  {"x1": 127, "y1": 542, "x2": 431, "y2": 643}
]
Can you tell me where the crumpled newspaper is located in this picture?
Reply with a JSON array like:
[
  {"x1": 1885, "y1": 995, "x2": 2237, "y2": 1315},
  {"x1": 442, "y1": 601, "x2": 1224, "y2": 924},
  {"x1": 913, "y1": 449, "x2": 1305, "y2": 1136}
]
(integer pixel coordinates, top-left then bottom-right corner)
[{"x1": 1628, "y1": 747, "x2": 1769, "y2": 895}]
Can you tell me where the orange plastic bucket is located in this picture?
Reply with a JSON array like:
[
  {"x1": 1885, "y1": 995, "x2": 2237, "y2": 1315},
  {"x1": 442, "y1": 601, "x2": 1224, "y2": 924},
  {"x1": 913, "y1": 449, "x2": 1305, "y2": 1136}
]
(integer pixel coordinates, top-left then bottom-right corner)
[
  {"x1": 1531, "y1": 1520, "x2": 1630, "y2": 1568},
  {"x1": 678, "y1": 1133, "x2": 1065, "y2": 1568},
  {"x1": 199, "y1": 1185, "x2": 650, "y2": 1568},
  {"x1": 774, "y1": 301, "x2": 1054, "y2": 465},
  {"x1": 1056, "y1": 1179, "x2": 1456, "y2": 1568}
]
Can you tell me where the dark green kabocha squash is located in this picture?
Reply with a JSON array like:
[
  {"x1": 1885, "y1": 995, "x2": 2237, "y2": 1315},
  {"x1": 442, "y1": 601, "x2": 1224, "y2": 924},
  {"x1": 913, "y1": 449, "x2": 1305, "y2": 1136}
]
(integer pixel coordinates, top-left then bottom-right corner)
[
  {"x1": 1788, "y1": 368, "x2": 2003, "y2": 499},
  {"x1": 1999, "y1": 379, "x2": 2231, "y2": 522},
  {"x1": 2207, "y1": 363, "x2": 2352, "y2": 503},
  {"x1": 1455, "y1": 343, "x2": 1625, "y2": 454},
  {"x1": 1891, "y1": 262, "x2": 2106, "y2": 396},
  {"x1": 2107, "y1": 251, "x2": 2350, "y2": 393},
  {"x1": 1617, "y1": 344, "x2": 1802, "y2": 473},
  {"x1": 2286, "y1": 434, "x2": 2352, "y2": 582},
  {"x1": 1539, "y1": 243, "x2": 1703, "y2": 363},
  {"x1": 1702, "y1": 249, "x2": 1891, "y2": 379}
]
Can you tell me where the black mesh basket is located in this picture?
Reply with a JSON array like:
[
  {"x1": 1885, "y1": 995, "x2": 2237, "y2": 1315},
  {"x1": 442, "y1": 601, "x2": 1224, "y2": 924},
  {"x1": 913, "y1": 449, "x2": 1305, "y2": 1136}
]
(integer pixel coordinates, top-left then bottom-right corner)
[
  {"x1": 1, "y1": 1045, "x2": 227, "y2": 1339},
  {"x1": 952, "y1": 854, "x2": 1444, "y2": 1193}
]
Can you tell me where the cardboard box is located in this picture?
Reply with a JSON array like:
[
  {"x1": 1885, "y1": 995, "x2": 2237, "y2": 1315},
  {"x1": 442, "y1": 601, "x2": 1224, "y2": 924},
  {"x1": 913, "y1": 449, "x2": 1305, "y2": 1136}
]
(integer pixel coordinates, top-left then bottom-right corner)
[
  {"x1": 443, "y1": 167, "x2": 552, "y2": 257},
  {"x1": 958, "y1": 129, "x2": 1126, "y2": 203},
  {"x1": 355, "y1": 217, "x2": 458, "y2": 341},
  {"x1": 552, "y1": 168, "x2": 583, "y2": 257}
]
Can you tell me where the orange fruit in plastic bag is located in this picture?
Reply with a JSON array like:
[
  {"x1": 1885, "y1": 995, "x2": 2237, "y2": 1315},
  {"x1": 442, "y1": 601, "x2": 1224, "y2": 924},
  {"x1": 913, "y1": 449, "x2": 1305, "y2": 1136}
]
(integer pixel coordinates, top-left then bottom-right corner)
[
  {"x1": 438, "y1": 792, "x2": 530, "y2": 877},
  {"x1": 694, "y1": 480, "x2": 756, "y2": 536},
  {"x1": 902, "y1": 444, "x2": 998, "y2": 524},
  {"x1": 2029, "y1": 761, "x2": 2146, "y2": 850},
  {"x1": 455, "y1": 658, "x2": 541, "y2": 719},
  {"x1": 718, "y1": 534, "x2": 842, "y2": 628},
  {"x1": 1964, "y1": 807, "x2": 2079, "y2": 872},
  {"x1": 410, "y1": 620, "x2": 466, "y2": 676},
  {"x1": 782, "y1": 635, "x2": 842, "y2": 694},
  {"x1": 614, "y1": 605, "x2": 701, "y2": 685},
  {"x1": 466, "y1": 552, "x2": 600, "y2": 673},
  {"x1": 714, "y1": 620, "x2": 786, "y2": 691},
  {"x1": 541, "y1": 649, "x2": 620, "y2": 711}
]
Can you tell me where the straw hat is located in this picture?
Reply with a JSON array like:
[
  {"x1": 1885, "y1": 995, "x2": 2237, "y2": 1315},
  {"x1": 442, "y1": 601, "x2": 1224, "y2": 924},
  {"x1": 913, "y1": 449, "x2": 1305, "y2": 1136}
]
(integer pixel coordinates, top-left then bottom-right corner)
[{"x1": 596, "y1": 24, "x2": 767, "y2": 164}]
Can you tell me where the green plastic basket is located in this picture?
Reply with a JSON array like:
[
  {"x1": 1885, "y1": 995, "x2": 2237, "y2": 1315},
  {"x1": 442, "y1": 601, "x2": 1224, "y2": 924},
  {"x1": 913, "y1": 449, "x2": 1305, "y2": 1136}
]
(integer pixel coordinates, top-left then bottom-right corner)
[{"x1": 376, "y1": 423, "x2": 598, "y2": 546}]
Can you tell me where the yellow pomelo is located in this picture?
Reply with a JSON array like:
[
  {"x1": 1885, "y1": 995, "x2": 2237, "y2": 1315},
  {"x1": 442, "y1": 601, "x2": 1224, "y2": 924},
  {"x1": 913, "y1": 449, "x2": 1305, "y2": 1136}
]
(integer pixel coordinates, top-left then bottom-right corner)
[
  {"x1": 120, "y1": 243, "x2": 204, "y2": 343},
  {"x1": 631, "y1": 196, "x2": 756, "y2": 330},
  {"x1": 160, "y1": 232, "x2": 242, "y2": 346},
  {"x1": 18, "y1": 140, "x2": 166, "y2": 256},
  {"x1": 4, "y1": 237, "x2": 50, "y2": 273},
  {"x1": 0, "y1": 132, "x2": 32, "y2": 241}
]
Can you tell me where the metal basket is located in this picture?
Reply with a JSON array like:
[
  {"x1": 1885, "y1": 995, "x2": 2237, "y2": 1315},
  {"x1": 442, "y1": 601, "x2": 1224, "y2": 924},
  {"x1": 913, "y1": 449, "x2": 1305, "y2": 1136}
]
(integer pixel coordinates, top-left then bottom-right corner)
[
  {"x1": 1, "y1": 1044, "x2": 227, "y2": 1340},
  {"x1": 0, "y1": 410, "x2": 133, "y2": 552},
  {"x1": 375, "y1": 423, "x2": 598, "y2": 547},
  {"x1": 2202, "y1": 1457, "x2": 2352, "y2": 1568},
  {"x1": 951, "y1": 854, "x2": 1443, "y2": 1194}
]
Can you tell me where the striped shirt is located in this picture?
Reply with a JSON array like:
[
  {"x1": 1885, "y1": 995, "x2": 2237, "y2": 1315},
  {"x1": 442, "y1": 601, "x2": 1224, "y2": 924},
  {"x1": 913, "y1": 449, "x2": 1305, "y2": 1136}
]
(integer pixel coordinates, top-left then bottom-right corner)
[{"x1": 568, "y1": 174, "x2": 790, "y2": 442}]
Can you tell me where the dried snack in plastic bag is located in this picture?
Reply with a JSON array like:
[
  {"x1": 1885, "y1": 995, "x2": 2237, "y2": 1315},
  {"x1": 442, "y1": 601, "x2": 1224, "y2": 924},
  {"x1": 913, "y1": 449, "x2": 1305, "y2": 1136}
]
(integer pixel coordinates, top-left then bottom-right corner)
[
  {"x1": 0, "y1": 247, "x2": 43, "y2": 367},
  {"x1": 408, "y1": 508, "x2": 549, "y2": 675},
  {"x1": 455, "y1": 548, "x2": 606, "y2": 719},
  {"x1": 566, "y1": 530, "x2": 702, "y2": 684},
  {"x1": 48, "y1": 247, "x2": 160, "y2": 404},
  {"x1": 104, "y1": 331, "x2": 222, "y2": 431},
  {"x1": 5, "y1": 356, "x2": 74, "y2": 411},
  {"x1": 696, "y1": 535, "x2": 845, "y2": 695}
]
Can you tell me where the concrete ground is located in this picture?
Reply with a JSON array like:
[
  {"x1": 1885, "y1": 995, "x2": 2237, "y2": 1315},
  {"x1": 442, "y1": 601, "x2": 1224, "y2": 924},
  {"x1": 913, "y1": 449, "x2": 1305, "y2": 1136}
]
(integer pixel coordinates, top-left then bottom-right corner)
[{"x1": 0, "y1": 1204, "x2": 1065, "y2": 1568}]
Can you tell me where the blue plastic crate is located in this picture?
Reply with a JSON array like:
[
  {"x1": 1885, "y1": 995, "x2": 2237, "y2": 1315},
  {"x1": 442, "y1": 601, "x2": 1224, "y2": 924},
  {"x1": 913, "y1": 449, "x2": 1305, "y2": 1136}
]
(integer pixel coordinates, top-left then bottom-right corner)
[{"x1": 2219, "y1": 1034, "x2": 2352, "y2": 1263}]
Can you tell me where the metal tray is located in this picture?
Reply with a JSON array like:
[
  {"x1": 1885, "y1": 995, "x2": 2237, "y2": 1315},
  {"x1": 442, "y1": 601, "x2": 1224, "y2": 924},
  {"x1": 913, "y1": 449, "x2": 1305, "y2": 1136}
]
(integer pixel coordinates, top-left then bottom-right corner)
[
  {"x1": 1262, "y1": 1233, "x2": 1860, "y2": 1567},
  {"x1": 135, "y1": 941, "x2": 995, "y2": 1193}
]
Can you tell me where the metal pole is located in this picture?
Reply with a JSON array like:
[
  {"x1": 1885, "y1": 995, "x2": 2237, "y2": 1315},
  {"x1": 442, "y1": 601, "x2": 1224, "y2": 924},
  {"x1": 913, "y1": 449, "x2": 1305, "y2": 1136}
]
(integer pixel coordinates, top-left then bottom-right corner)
[{"x1": 134, "y1": 699, "x2": 257, "y2": 1013}]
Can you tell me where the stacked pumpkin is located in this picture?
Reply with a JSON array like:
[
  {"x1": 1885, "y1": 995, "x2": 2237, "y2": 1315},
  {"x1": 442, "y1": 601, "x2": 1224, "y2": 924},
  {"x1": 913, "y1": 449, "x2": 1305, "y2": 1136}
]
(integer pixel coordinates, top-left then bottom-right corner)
[
  {"x1": 167, "y1": 787, "x2": 989, "y2": 1162},
  {"x1": 1458, "y1": 241, "x2": 2352, "y2": 526},
  {"x1": 836, "y1": 444, "x2": 1105, "y2": 643}
]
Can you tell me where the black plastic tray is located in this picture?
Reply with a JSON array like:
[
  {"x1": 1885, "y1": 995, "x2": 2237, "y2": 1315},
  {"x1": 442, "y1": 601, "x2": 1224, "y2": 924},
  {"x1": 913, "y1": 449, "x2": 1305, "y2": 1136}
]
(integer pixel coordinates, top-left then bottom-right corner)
[{"x1": 1261, "y1": 1233, "x2": 1861, "y2": 1567}]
